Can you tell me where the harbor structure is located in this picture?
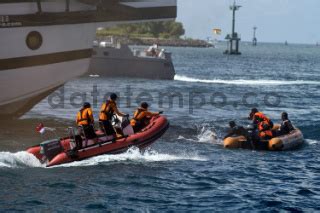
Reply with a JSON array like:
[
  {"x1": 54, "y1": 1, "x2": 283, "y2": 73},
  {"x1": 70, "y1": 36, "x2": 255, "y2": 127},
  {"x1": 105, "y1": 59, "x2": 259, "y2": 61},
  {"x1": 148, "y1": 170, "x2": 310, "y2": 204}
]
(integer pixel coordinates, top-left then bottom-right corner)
[
  {"x1": 224, "y1": 0, "x2": 241, "y2": 55},
  {"x1": 252, "y1": 26, "x2": 257, "y2": 46}
]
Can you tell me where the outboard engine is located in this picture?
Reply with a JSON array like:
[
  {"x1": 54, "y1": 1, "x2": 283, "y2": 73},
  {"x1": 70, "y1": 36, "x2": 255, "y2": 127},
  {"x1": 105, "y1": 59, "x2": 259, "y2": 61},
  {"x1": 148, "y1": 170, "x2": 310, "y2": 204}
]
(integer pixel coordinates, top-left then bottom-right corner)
[{"x1": 40, "y1": 139, "x2": 63, "y2": 161}]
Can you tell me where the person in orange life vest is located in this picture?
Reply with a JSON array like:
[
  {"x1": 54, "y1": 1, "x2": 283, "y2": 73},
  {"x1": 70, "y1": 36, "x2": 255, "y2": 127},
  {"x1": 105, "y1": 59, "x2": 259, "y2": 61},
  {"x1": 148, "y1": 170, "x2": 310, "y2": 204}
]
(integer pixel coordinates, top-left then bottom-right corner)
[
  {"x1": 76, "y1": 102, "x2": 97, "y2": 140},
  {"x1": 258, "y1": 121, "x2": 274, "y2": 139},
  {"x1": 99, "y1": 93, "x2": 128, "y2": 137},
  {"x1": 248, "y1": 108, "x2": 274, "y2": 140},
  {"x1": 130, "y1": 102, "x2": 163, "y2": 132}
]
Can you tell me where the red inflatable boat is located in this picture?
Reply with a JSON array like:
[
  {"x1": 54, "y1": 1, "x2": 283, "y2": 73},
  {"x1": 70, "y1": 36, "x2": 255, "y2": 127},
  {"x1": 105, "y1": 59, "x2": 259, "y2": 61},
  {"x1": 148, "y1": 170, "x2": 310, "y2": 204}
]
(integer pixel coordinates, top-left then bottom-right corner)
[{"x1": 27, "y1": 116, "x2": 169, "y2": 167}]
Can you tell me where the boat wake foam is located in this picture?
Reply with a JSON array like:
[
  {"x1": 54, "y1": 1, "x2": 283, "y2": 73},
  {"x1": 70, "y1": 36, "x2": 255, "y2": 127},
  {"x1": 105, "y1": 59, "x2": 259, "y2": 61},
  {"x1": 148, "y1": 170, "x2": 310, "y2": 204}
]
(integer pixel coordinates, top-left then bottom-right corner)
[
  {"x1": 197, "y1": 126, "x2": 220, "y2": 144},
  {"x1": 58, "y1": 147, "x2": 207, "y2": 168},
  {"x1": 0, "y1": 151, "x2": 44, "y2": 168},
  {"x1": 0, "y1": 148, "x2": 206, "y2": 169},
  {"x1": 306, "y1": 139, "x2": 319, "y2": 145},
  {"x1": 178, "y1": 126, "x2": 221, "y2": 144},
  {"x1": 174, "y1": 75, "x2": 320, "y2": 85}
]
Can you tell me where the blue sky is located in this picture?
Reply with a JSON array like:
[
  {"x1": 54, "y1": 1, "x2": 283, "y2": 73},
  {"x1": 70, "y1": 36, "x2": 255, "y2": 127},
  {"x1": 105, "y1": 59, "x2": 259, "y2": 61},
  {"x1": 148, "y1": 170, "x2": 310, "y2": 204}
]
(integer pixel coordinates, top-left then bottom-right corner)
[{"x1": 176, "y1": 0, "x2": 320, "y2": 44}]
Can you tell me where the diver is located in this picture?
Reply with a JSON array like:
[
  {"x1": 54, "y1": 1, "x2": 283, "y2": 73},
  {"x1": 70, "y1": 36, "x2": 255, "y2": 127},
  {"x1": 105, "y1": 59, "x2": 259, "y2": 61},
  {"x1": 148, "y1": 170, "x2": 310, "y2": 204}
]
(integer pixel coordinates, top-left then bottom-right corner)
[
  {"x1": 276, "y1": 112, "x2": 295, "y2": 136},
  {"x1": 130, "y1": 102, "x2": 163, "y2": 133},
  {"x1": 224, "y1": 121, "x2": 248, "y2": 139},
  {"x1": 99, "y1": 93, "x2": 128, "y2": 139},
  {"x1": 76, "y1": 102, "x2": 97, "y2": 145},
  {"x1": 248, "y1": 108, "x2": 274, "y2": 140}
]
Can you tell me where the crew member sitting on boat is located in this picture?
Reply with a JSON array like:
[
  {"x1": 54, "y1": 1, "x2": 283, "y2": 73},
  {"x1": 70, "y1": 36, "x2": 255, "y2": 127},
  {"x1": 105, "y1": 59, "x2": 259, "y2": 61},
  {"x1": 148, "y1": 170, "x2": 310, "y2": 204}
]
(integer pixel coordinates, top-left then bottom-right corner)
[
  {"x1": 99, "y1": 93, "x2": 128, "y2": 139},
  {"x1": 130, "y1": 102, "x2": 163, "y2": 133},
  {"x1": 276, "y1": 112, "x2": 294, "y2": 136},
  {"x1": 147, "y1": 44, "x2": 159, "y2": 57},
  {"x1": 76, "y1": 102, "x2": 97, "y2": 143},
  {"x1": 224, "y1": 121, "x2": 248, "y2": 139},
  {"x1": 249, "y1": 108, "x2": 274, "y2": 140}
]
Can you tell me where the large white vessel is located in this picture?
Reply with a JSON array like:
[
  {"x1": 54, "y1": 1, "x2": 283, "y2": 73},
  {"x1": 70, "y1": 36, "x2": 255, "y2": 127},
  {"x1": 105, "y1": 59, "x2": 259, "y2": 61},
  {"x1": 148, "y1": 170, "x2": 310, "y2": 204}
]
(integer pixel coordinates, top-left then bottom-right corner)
[{"x1": 0, "y1": 0, "x2": 177, "y2": 118}]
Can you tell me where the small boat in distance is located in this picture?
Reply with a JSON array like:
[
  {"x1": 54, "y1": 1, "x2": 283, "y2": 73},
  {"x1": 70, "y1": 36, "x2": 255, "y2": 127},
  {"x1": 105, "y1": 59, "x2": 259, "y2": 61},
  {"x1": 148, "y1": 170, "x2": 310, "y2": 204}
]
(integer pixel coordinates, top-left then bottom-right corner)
[{"x1": 88, "y1": 37, "x2": 176, "y2": 80}]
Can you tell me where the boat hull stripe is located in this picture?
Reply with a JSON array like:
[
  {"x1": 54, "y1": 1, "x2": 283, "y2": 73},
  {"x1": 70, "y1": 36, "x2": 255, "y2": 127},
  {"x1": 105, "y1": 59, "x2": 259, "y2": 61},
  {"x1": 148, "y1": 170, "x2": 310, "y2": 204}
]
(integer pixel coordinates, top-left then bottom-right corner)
[
  {"x1": 0, "y1": 49, "x2": 92, "y2": 71},
  {"x1": 0, "y1": 6, "x2": 177, "y2": 28}
]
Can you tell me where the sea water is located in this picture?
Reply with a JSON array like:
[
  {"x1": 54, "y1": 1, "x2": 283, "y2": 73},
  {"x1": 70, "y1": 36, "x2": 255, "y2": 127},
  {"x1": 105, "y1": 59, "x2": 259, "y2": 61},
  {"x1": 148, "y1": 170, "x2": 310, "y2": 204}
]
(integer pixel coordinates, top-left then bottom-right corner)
[{"x1": 0, "y1": 43, "x2": 320, "y2": 211}]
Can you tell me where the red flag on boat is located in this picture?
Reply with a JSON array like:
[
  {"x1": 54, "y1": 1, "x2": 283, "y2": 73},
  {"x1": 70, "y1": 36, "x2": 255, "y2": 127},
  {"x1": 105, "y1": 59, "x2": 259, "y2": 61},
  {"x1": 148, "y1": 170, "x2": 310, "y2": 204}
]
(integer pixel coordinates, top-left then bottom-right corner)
[{"x1": 36, "y1": 123, "x2": 46, "y2": 134}]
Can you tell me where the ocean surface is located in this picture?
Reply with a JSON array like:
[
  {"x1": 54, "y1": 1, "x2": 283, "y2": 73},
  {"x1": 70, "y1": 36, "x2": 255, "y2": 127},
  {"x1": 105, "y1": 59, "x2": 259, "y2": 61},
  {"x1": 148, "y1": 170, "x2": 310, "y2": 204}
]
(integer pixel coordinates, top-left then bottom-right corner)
[{"x1": 1, "y1": 42, "x2": 320, "y2": 212}]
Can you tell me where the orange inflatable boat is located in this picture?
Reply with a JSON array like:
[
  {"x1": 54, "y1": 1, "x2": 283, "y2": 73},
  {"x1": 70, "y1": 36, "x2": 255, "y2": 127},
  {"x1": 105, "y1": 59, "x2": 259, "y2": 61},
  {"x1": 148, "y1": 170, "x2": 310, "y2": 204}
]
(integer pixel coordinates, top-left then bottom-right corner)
[
  {"x1": 224, "y1": 126, "x2": 304, "y2": 151},
  {"x1": 27, "y1": 116, "x2": 169, "y2": 167}
]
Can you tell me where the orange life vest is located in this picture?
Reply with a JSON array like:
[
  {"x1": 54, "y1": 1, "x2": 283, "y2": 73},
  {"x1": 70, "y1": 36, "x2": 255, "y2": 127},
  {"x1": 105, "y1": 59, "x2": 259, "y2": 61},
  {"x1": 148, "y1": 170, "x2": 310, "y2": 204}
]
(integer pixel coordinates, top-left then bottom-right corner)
[
  {"x1": 258, "y1": 120, "x2": 273, "y2": 138},
  {"x1": 76, "y1": 108, "x2": 93, "y2": 126},
  {"x1": 99, "y1": 100, "x2": 116, "y2": 121},
  {"x1": 130, "y1": 108, "x2": 148, "y2": 127},
  {"x1": 259, "y1": 130, "x2": 273, "y2": 138},
  {"x1": 254, "y1": 112, "x2": 270, "y2": 123}
]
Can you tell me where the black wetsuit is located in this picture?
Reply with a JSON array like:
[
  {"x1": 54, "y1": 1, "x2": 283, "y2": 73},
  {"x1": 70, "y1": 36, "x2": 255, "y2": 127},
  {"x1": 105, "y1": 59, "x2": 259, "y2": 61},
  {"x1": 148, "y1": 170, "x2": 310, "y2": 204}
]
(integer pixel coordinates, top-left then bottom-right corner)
[
  {"x1": 224, "y1": 125, "x2": 248, "y2": 139},
  {"x1": 279, "y1": 119, "x2": 294, "y2": 135}
]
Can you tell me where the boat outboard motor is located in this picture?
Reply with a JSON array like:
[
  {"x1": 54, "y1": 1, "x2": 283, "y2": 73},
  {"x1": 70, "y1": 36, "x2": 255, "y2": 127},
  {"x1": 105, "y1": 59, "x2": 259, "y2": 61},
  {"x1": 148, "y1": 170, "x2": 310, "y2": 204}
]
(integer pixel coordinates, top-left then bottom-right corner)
[{"x1": 40, "y1": 139, "x2": 63, "y2": 161}]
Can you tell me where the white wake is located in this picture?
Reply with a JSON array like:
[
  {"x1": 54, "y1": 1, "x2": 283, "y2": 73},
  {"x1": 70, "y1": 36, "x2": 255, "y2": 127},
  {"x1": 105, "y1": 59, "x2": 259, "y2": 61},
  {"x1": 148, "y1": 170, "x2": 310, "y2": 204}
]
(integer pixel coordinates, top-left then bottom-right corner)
[
  {"x1": 197, "y1": 126, "x2": 220, "y2": 144},
  {"x1": 0, "y1": 151, "x2": 44, "y2": 168},
  {"x1": 58, "y1": 147, "x2": 206, "y2": 168},
  {"x1": 306, "y1": 139, "x2": 319, "y2": 145},
  {"x1": 0, "y1": 148, "x2": 206, "y2": 169},
  {"x1": 174, "y1": 75, "x2": 320, "y2": 86}
]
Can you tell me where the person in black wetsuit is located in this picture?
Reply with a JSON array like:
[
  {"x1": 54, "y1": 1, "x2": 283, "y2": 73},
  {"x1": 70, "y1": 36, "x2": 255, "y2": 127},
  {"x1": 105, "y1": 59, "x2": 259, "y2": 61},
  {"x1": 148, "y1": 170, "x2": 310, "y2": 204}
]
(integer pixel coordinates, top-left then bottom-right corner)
[
  {"x1": 224, "y1": 121, "x2": 248, "y2": 139},
  {"x1": 277, "y1": 112, "x2": 294, "y2": 135}
]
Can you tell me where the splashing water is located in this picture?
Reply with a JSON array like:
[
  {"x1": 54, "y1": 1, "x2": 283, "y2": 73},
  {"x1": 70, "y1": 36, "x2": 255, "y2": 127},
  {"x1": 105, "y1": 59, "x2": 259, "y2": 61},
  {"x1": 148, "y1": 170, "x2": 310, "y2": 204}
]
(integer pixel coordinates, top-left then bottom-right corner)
[
  {"x1": 0, "y1": 152, "x2": 44, "y2": 168},
  {"x1": 0, "y1": 148, "x2": 206, "y2": 169},
  {"x1": 196, "y1": 126, "x2": 218, "y2": 143},
  {"x1": 57, "y1": 147, "x2": 207, "y2": 168},
  {"x1": 306, "y1": 139, "x2": 319, "y2": 145},
  {"x1": 177, "y1": 126, "x2": 220, "y2": 144}
]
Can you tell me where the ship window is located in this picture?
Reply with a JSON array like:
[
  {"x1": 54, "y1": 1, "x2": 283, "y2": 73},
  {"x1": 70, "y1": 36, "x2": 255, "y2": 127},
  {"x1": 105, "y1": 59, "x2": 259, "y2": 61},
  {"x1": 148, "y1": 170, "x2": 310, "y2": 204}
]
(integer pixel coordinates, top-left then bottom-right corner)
[
  {"x1": 26, "y1": 31, "x2": 43, "y2": 50},
  {"x1": 103, "y1": 52, "x2": 109, "y2": 56}
]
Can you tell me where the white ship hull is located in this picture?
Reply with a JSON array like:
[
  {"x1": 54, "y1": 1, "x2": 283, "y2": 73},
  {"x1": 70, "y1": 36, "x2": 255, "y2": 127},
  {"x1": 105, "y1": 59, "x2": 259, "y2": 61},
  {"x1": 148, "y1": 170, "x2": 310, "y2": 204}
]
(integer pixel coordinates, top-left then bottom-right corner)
[
  {"x1": 0, "y1": 23, "x2": 97, "y2": 117},
  {"x1": 0, "y1": 0, "x2": 177, "y2": 118},
  {"x1": 0, "y1": 58, "x2": 91, "y2": 117}
]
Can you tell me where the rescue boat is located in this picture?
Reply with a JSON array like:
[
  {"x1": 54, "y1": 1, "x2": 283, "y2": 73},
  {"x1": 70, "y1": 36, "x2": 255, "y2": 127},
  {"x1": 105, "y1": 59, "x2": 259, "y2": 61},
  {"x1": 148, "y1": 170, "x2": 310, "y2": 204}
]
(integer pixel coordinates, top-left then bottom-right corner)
[
  {"x1": 27, "y1": 116, "x2": 169, "y2": 167},
  {"x1": 224, "y1": 126, "x2": 304, "y2": 151}
]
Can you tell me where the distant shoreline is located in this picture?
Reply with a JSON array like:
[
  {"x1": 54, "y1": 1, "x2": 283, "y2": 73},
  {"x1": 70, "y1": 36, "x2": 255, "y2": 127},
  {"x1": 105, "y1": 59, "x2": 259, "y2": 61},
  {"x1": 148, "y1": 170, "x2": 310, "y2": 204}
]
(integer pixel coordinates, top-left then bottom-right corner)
[{"x1": 96, "y1": 36, "x2": 214, "y2": 48}]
